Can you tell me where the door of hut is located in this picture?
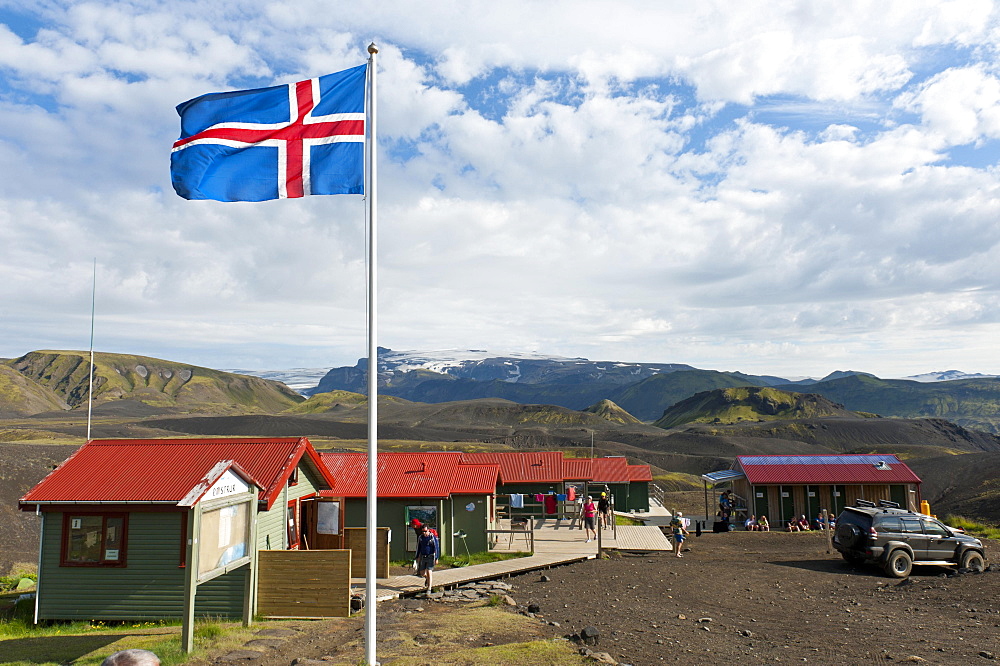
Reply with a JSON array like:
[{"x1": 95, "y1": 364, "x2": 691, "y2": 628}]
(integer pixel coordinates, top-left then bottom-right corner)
[
  {"x1": 779, "y1": 486, "x2": 795, "y2": 525},
  {"x1": 831, "y1": 485, "x2": 846, "y2": 515},
  {"x1": 304, "y1": 498, "x2": 344, "y2": 550},
  {"x1": 753, "y1": 487, "x2": 769, "y2": 521},
  {"x1": 806, "y1": 485, "x2": 821, "y2": 521},
  {"x1": 889, "y1": 485, "x2": 907, "y2": 508}
]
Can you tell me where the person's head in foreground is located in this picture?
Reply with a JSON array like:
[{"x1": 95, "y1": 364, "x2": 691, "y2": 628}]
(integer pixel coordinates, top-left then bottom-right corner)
[{"x1": 101, "y1": 650, "x2": 160, "y2": 666}]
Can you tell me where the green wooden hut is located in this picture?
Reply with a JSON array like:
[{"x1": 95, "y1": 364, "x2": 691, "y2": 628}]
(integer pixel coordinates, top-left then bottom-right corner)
[
  {"x1": 319, "y1": 452, "x2": 499, "y2": 561},
  {"x1": 18, "y1": 437, "x2": 336, "y2": 622}
]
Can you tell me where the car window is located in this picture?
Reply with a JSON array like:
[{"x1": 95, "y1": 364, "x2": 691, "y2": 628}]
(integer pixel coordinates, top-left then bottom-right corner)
[
  {"x1": 878, "y1": 517, "x2": 903, "y2": 532},
  {"x1": 900, "y1": 518, "x2": 923, "y2": 533},
  {"x1": 837, "y1": 510, "x2": 871, "y2": 528},
  {"x1": 921, "y1": 520, "x2": 950, "y2": 537}
]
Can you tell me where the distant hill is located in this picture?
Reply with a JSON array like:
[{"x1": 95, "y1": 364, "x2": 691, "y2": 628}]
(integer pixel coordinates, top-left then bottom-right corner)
[
  {"x1": 607, "y1": 370, "x2": 771, "y2": 421},
  {"x1": 909, "y1": 453, "x2": 1000, "y2": 524},
  {"x1": 653, "y1": 387, "x2": 859, "y2": 429},
  {"x1": 902, "y1": 370, "x2": 999, "y2": 383},
  {"x1": 7, "y1": 350, "x2": 304, "y2": 415},
  {"x1": 0, "y1": 365, "x2": 68, "y2": 415},
  {"x1": 582, "y1": 399, "x2": 641, "y2": 425},
  {"x1": 308, "y1": 348, "x2": 702, "y2": 403},
  {"x1": 775, "y1": 374, "x2": 1000, "y2": 434}
]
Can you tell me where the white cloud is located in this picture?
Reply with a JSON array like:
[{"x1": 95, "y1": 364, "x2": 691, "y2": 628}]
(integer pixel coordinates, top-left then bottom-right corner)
[{"x1": 0, "y1": 1, "x2": 1000, "y2": 378}]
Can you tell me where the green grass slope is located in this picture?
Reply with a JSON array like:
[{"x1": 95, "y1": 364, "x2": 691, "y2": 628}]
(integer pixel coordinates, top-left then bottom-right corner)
[
  {"x1": 775, "y1": 374, "x2": 1000, "y2": 434},
  {"x1": 581, "y1": 399, "x2": 641, "y2": 425},
  {"x1": 653, "y1": 386, "x2": 858, "y2": 429},
  {"x1": 0, "y1": 366, "x2": 68, "y2": 416},
  {"x1": 284, "y1": 390, "x2": 368, "y2": 414},
  {"x1": 8, "y1": 350, "x2": 304, "y2": 415},
  {"x1": 607, "y1": 370, "x2": 771, "y2": 421}
]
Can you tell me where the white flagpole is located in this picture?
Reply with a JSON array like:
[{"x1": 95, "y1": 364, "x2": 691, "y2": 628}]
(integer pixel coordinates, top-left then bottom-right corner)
[
  {"x1": 86, "y1": 258, "x2": 96, "y2": 442},
  {"x1": 364, "y1": 41, "x2": 379, "y2": 666}
]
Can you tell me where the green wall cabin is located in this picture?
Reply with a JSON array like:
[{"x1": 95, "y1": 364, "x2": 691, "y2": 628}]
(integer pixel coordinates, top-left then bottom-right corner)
[{"x1": 20, "y1": 437, "x2": 337, "y2": 622}]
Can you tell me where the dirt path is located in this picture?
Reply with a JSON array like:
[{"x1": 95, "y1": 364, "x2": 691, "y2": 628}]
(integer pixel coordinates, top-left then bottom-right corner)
[{"x1": 185, "y1": 531, "x2": 999, "y2": 665}]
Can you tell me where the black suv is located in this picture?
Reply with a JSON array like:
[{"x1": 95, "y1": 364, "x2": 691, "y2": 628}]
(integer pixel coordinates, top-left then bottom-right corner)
[{"x1": 833, "y1": 499, "x2": 986, "y2": 578}]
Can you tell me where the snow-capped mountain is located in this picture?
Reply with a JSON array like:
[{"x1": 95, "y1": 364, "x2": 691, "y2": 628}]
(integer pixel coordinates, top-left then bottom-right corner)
[
  {"x1": 900, "y1": 370, "x2": 999, "y2": 383},
  {"x1": 222, "y1": 367, "x2": 333, "y2": 393}
]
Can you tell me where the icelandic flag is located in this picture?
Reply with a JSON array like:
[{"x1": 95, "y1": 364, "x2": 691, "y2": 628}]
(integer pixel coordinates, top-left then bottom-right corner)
[{"x1": 171, "y1": 64, "x2": 367, "y2": 202}]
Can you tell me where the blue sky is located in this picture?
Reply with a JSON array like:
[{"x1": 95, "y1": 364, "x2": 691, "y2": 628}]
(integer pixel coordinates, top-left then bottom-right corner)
[{"x1": 1, "y1": 1, "x2": 1000, "y2": 379}]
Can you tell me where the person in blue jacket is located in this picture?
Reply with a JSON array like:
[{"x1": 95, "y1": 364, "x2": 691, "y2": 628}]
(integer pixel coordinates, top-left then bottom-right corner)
[{"x1": 415, "y1": 525, "x2": 440, "y2": 590}]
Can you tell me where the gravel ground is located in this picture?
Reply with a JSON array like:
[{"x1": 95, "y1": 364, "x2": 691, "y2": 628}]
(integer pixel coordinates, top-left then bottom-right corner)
[{"x1": 184, "y1": 530, "x2": 1000, "y2": 665}]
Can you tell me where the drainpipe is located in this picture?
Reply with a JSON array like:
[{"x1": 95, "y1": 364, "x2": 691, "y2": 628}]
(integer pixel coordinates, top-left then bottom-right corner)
[{"x1": 33, "y1": 507, "x2": 42, "y2": 625}]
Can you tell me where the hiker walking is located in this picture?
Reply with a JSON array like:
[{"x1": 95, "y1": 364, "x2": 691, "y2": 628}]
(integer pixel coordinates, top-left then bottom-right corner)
[
  {"x1": 669, "y1": 511, "x2": 689, "y2": 558},
  {"x1": 415, "y1": 525, "x2": 440, "y2": 590},
  {"x1": 597, "y1": 492, "x2": 612, "y2": 529},
  {"x1": 582, "y1": 495, "x2": 598, "y2": 542}
]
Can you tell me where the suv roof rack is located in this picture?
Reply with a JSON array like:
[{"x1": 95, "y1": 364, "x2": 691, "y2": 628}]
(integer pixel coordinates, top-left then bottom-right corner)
[
  {"x1": 854, "y1": 499, "x2": 876, "y2": 508},
  {"x1": 877, "y1": 500, "x2": 900, "y2": 509}
]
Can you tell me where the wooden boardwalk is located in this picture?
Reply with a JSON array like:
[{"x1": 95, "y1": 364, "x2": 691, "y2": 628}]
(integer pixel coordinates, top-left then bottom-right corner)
[{"x1": 352, "y1": 516, "x2": 672, "y2": 600}]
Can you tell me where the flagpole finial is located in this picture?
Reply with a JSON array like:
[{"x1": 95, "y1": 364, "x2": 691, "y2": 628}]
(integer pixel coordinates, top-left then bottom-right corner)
[{"x1": 368, "y1": 42, "x2": 379, "y2": 54}]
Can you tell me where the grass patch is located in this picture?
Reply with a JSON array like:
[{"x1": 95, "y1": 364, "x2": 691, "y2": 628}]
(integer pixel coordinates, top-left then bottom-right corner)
[
  {"x1": 441, "y1": 551, "x2": 531, "y2": 568},
  {"x1": 653, "y1": 472, "x2": 703, "y2": 491},
  {"x1": 0, "y1": 608, "x2": 266, "y2": 666},
  {"x1": 615, "y1": 515, "x2": 644, "y2": 526},
  {"x1": 388, "y1": 639, "x2": 591, "y2": 665},
  {"x1": 943, "y1": 515, "x2": 1000, "y2": 540}
]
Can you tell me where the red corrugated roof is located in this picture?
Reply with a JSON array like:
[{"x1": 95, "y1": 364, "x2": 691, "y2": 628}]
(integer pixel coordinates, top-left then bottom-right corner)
[
  {"x1": 451, "y1": 464, "x2": 500, "y2": 494},
  {"x1": 318, "y1": 452, "x2": 497, "y2": 498},
  {"x1": 563, "y1": 458, "x2": 593, "y2": 480},
  {"x1": 627, "y1": 464, "x2": 653, "y2": 482},
  {"x1": 19, "y1": 437, "x2": 335, "y2": 510},
  {"x1": 459, "y1": 451, "x2": 564, "y2": 483},
  {"x1": 737, "y1": 455, "x2": 921, "y2": 485},
  {"x1": 590, "y1": 457, "x2": 631, "y2": 483}
]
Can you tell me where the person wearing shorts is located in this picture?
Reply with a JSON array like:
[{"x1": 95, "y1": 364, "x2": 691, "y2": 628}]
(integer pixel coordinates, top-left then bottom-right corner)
[
  {"x1": 415, "y1": 526, "x2": 440, "y2": 590},
  {"x1": 670, "y1": 511, "x2": 689, "y2": 558},
  {"x1": 582, "y1": 495, "x2": 597, "y2": 542}
]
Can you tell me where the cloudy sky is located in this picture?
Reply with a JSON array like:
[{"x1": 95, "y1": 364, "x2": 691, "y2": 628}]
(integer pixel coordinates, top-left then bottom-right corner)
[{"x1": 1, "y1": 1, "x2": 999, "y2": 380}]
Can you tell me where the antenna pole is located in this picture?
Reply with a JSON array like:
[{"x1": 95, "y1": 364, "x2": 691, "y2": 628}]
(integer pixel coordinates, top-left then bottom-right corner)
[{"x1": 86, "y1": 258, "x2": 96, "y2": 441}]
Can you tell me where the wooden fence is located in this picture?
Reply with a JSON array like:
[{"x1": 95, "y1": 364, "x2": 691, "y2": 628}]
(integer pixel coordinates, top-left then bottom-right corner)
[
  {"x1": 343, "y1": 527, "x2": 390, "y2": 579},
  {"x1": 257, "y1": 549, "x2": 351, "y2": 618}
]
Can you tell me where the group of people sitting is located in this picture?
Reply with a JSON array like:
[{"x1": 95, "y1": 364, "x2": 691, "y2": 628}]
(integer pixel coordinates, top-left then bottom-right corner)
[
  {"x1": 743, "y1": 514, "x2": 770, "y2": 531},
  {"x1": 786, "y1": 514, "x2": 836, "y2": 531}
]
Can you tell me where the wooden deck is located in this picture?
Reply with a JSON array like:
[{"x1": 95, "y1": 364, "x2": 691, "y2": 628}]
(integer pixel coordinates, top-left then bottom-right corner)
[{"x1": 351, "y1": 516, "x2": 673, "y2": 600}]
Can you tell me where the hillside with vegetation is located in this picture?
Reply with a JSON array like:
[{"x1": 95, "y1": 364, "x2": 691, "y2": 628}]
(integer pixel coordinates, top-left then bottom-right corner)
[
  {"x1": 607, "y1": 369, "x2": 771, "y2": 421},
  {"x1": 582, "y1": 399, "x2": 641, "y2": 425},
  {"x1": 6, "y1": 351, "x2": 303, "y2": 415},
  {"x1": 777, "y1": 373, "x2": 1000, "y2": 434},
  {"x1": 653, "y1": 386, "x2": 859, "y2": 429},
  {"x1": 0, "y1": 365, "x2": 68, "y2": 416}
]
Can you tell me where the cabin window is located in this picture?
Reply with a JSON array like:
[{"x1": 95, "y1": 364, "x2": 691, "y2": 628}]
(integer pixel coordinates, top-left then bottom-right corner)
[
  {"x1": 61, "y1": 513, "x2": 128, "y2": 567},
  {"x1": 287, "y1": 500, "x2": 300, "y2": 549}
]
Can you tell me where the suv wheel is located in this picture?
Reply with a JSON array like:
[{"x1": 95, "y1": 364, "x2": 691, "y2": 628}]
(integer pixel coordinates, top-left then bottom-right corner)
[
  {"x1": 884, "y1": 549, "x2": 912, "y2": 578},
  {"x1": 960, "y1": 550, "x2": 985, "y2": 572}
]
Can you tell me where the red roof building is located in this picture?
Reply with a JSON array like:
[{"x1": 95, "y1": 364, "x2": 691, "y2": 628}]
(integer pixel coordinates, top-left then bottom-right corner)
[
  {"x1": 563, "y1": 458, "x2": 593, "y2": 481},
  {"x1": 317, "y1": 451, "x2": 499, "y2": 498},
  {"x1": 737, "y1": 454, "x2": 921, "y2": 485},
  {"x1": 20, "y1": 437, "x2": 334, "y2": 511},
  {"x1": 703, "y1": 455, "x2": 924, "y2": 527},
  {"x1": 459, "y1": 451, "x2": 564, "y2": 485},
  {"x1": 590, "y1": 456, "x2": 631, "y2": 484}
]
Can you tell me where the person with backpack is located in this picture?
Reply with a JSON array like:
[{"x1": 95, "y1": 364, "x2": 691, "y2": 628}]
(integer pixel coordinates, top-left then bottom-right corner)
[
  {"x1": 669, "y1": 511, "x2": 689, "y2": 557},
  {"x1": 414, "y1": 525, "x2": 440, "y2": 590},
  {"x1": 597, "y1": 492, "x2": 612, "y2": 529}
]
